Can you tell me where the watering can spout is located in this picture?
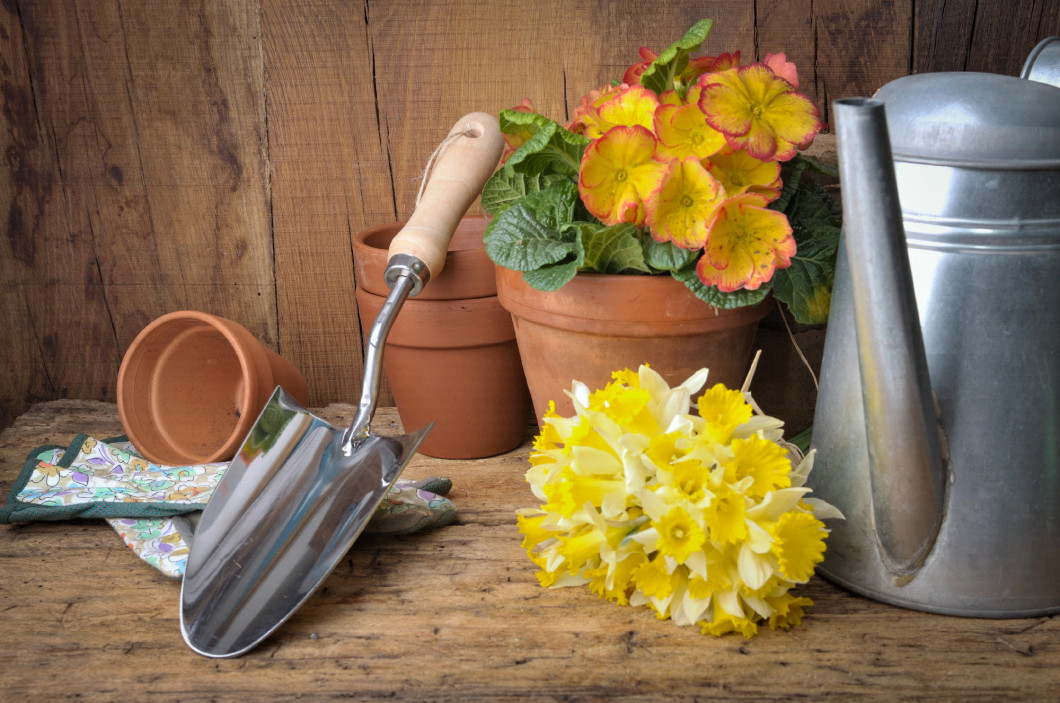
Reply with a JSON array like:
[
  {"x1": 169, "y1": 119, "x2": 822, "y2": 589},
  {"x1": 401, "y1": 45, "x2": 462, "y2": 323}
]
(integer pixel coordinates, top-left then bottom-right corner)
[{"x1": 832, "y1": 98, "x2": 947, "y2": 574}]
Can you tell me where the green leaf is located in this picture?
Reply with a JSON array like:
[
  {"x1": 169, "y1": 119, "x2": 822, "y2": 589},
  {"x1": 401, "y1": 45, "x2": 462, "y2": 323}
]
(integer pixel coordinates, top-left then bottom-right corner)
[
  {"x1": 800, "y1": 153, "x2": 839, "y2": 179},
  {"x1": 639, "y1": 18, "x2": 714, "y2": 96},
  {"x1": 771, "y1": 180, "x2": 841, "y2": 324},
  {"x1": 521, "y1": 179, "x2": 579, "y2": 230},
  {"x1": 523, "y1": 258, "x2": 581, "y2": 291},
  {"x1": 500, "y1": 111, "x2": 589, "y2": 177},
  {"x1": 483, "y1": 203, "x2": 576, "y2": 272},
  {"x1": 579, "y1": 222, "x2": 651, "y2": 274},
  {"x1": 772, "y1": 259, "x2": 833, "y2": 325},
  {"x1": 643, "y1": 238, "x2": 699, "y2": 272},
  {"x1": 672, "y1": 266, "x2": 773, "y2": 309},
  {"x1": 481, "y1": 166, "x2": 569, "y2": 217},
  {"x1": 771, "y1": 154, "x2": 811, "y2": 213}
]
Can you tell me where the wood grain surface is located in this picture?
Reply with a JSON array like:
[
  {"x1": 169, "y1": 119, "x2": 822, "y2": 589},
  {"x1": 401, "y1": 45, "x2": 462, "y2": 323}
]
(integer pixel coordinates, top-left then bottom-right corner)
[
  {"x1": 1, "y1": 400, "x2": 1057, "y2": 701},
  {"x1": 2, "y1": 0, "x2": 1058, "y2": 430}
]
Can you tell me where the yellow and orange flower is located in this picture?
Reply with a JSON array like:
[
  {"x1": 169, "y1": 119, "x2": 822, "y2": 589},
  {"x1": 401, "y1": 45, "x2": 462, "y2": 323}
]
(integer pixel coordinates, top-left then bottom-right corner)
[
  {"x1": 763, "y1": 52, "x2": 799, "y2": 88},
  {"x1": 579, "y1": 125, "x2": 668, "y2": 226},
  {"x1": 696, "y1": 192, "x2": 796, "y2": 291},
  {"x1": 654, "y1": 102, "x2": 727, "y2": 161},
  {"x1": 646, "y1": 156, "x2": 726, "y2": 249},
  {"x1": 571, "y1": 85, "x2": 659, "y2": 140},
  {"x1": 698, "y1": 63, "x2": 821, "y2": 161},
  {"x1": 705, "y1": 149, "x2": 782, "y2": 199}
]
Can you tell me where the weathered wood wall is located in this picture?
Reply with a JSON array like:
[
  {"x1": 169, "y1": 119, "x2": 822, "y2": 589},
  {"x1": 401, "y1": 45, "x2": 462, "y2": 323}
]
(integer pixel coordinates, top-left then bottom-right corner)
[{"x1": 2, "y1": 0, "x2": 1058, "y2": 430}]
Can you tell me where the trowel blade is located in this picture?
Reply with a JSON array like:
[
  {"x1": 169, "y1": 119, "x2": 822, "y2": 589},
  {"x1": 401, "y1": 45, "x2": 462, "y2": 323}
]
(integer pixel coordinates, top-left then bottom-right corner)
[{"x1": 180, "y1": 387, "x2": 430, "y2": 658}]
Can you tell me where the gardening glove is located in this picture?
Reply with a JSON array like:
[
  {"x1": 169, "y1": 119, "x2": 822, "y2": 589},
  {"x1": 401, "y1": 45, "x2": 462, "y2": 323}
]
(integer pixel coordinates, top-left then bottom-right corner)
[{"x1": 3, "y1": 435, "x2": 457, "y2": 578}]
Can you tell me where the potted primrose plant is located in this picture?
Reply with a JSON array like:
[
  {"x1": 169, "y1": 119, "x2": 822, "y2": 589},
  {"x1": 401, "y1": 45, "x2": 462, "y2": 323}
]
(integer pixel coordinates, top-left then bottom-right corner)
[{"x1": 482, "y1": 19, "x2": 840, "y2": 419}]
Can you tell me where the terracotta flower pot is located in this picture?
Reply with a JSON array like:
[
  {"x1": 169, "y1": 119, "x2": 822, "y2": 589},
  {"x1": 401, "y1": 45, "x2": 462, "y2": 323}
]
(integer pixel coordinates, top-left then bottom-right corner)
[
  {"x1": 353, "y1": 217, "x2": 532, "y2": 459},
  {"x1": 354, "y1": 217, "x2": 496, "y2": 299},
  {"x1": 117, "y1": 311, "x2": 308, "y2": 466},
  {"x1": 496, "y1": 267, "x2": 772, "y2": 420}
]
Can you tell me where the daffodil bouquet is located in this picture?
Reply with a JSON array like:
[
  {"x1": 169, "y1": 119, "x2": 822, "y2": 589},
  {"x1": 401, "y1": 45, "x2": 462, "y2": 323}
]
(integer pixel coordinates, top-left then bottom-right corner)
[
  {"x1": 482, "y1": 19, "x2": 840, "y2": 324},
  {"x1": 518, "y1": 365, "x2": 842, "y2": 637}
]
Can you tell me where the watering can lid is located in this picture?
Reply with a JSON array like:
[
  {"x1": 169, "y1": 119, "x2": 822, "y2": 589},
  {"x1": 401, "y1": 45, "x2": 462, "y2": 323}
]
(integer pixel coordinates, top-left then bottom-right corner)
[{"x1": 874, "y1": 72, "x2": 1060, "y2": 168}]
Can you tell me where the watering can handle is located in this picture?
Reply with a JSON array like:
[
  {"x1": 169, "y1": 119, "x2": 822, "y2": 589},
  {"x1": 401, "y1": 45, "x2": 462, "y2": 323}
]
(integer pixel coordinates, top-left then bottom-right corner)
[{"x1": 386, "y1": 112, "x2": 504, "y2": 291}]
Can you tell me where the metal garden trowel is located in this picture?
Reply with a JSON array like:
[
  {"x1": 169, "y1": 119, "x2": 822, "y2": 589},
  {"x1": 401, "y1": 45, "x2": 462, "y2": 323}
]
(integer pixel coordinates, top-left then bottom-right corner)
[{"x1": 180, "y1": 112, "x2": 504, "y2": 657}]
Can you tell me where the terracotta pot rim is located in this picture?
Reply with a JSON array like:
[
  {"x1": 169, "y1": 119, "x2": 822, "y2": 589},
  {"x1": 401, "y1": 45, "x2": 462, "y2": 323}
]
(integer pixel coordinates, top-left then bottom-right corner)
[
  {"x1": 353, "y1": 217, "x2": 495, "y2": 299},
  {"x1": 352, "y1": 215, "x2": 488, "y2": 253},
  {"x1": 495, "y1": 267, "x2": 773, "y2": 336}
]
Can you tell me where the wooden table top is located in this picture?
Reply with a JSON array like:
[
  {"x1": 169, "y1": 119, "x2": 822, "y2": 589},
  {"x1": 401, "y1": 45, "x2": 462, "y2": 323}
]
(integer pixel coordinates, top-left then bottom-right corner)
[{"x1": 2, "y1": 400, "x2": 1057, "y2": 701}]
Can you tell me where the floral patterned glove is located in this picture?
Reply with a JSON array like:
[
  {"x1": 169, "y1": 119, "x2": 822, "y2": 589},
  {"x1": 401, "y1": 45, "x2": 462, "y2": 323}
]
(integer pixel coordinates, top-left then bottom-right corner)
[{"x1": 2, "y1": 435, "x2": 457, "y2": 578}]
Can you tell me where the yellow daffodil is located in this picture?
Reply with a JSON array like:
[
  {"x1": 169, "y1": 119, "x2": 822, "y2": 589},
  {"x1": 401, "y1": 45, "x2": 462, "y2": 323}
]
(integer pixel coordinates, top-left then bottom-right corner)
[
  {"x1": 579, "y1": 125, "x2": 668, "y2": 226},
  {"x1": 771, "y1": 511, "x2": 828, "y2": 582},
  {"x1": 766, "y1": 593, "x2": 813, "y2": 630},
  {"x1": 555, "y1": 524, "x2": 607, "y2": 575},
  {"x1": 697, "y1": 192, "x2": 797, "y2": 292},
  {"x1": 656, "y1": 506, "x2": 707, "y2": 563},
  {"x1": 697, "y1": 382, "x2": 754, "y2": 444},
  {"x1": 635, "y1": 555, "x2": 677, "y2": 599},
  {"x1": 646, "y1": 156, "x2": 726, "y2": 249},
  {"x1": 698, "y1": 63, "x2": 822, "y2": 161},
  {"x1": 517, "y1": 365, "x2": 840, "y2": 637},
  {"x1": 700, "y1": 601, "x2": 758, "y2": 638},
  {"x1": 703, "y1": 483, "x2": 748, "y2": 545},
  {"x1": 724, "y1": 436, "x2": 792, "y2": 499},
  {"x1": 587, "y1": 380, "x2": 654, "y2": 429}
]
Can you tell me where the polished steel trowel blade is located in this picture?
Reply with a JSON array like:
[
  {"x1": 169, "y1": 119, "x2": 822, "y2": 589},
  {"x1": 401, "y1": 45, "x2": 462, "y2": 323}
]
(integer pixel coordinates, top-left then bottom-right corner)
[{"x1": 180, "y1": 387, "x2": 430, "y2": 658}]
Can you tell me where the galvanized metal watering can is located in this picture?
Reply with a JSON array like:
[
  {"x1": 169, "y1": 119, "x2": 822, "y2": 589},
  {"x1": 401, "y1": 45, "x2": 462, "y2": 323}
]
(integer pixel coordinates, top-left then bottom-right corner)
[{"x1": 809, "y1": 39, "x2": 1060, "y2": 617}]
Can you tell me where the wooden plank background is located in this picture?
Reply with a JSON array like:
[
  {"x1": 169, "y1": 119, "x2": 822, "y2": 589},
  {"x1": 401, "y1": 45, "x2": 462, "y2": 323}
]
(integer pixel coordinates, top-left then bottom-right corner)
[{"x1": 2, "y1": 0, "x2": 1058, "y2": 430}]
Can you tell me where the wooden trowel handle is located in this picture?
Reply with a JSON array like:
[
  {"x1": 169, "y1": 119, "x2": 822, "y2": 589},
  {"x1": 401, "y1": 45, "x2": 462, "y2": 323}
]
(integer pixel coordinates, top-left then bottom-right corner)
[{"x1": 387, "y1": 111, "x2": 504, "y2": 284}]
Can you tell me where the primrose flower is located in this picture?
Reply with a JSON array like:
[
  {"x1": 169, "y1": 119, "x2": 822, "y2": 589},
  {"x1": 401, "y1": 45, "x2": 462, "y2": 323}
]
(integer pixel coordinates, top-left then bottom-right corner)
[
  {"x1": 654, "y1": 103, "x2": 727, "y2": 161},
  {"x1": 622, "y1": 47, "x2": 742, "y2": 89},
  {"x1": 517, "y1": 365, "x2": 840, "y2": 638},
  {"x1": 572, "y1": 85, "x2": 659, "y2": 140},
  {"x1": 622, "y1": 47, "x2": 659, "y2": 86},
  {"x1": 579, "y1": 125, "x2": 668, "y2": 226},
  {"x1": 698, "y1": 63, "x2": 821, "y2": 161},
  {"x1": 568, "y1": 85, "x2": 623, "y2": 135},
  {"x1": 763, "y1": 52, "x2": 799, "y2": 88},
  {"x1": 696, "y1": 192, "x2": 796, "y2": 292},
  {"x1": 647, "y1": 156, "x2": 726, "y2": 249},
  {"x1": 705, "y1": 149, "x2": 782, "y2": 199}
]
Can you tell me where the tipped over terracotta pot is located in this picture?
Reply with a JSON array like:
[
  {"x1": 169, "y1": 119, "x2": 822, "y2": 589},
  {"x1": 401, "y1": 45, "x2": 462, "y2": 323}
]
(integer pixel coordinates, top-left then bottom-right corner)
[{"x1": 117, "y1": 311, "x2": 308, "y2": 465}]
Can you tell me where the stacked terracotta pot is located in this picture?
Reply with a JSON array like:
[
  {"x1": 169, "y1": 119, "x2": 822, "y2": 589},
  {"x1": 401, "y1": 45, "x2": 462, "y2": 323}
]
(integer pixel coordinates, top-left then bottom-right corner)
[{"x1": 353, "y1": 217, "x2": 532, "y2": 459}]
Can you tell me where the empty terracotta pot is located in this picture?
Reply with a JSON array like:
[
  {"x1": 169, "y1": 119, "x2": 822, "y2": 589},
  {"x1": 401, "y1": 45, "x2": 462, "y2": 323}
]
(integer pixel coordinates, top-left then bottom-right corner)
[
  {"x1": 353, "y1": 217, "x2": 532, "y2": 459},
  {"x1": 117, "y1": 311, "x2": 308, "y2": 465}
]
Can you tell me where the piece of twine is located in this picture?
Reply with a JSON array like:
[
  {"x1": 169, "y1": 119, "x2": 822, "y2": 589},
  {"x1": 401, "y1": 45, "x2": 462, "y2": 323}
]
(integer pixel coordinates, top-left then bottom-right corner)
[
  {"x1": 414, "y1": 123, "x2": 481, "y2": 208},
  {"x1": 740, "y1": 306, "x2": 821, "y2": 466}
]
